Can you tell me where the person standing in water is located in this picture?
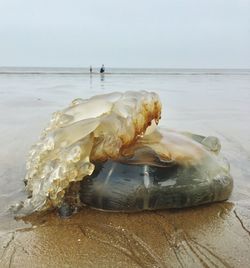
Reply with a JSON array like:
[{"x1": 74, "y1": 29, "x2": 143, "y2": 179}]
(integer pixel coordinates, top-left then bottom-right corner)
[
  {"x1": 100, "y1": 64, "x2": 105, "y2": 73},
  {"x1": 90, "y1": 65, "x2": 92, "y2": 73}
]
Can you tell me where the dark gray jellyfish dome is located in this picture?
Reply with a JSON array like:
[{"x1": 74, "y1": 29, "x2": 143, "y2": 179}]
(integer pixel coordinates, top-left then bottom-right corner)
[{"x1": 80, "y1": 129, "x2": 233, "y2": 212}]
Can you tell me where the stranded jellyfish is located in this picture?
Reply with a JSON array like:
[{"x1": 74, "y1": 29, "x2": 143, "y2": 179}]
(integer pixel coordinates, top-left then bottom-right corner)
[{"x1": 21, "y1": 91, "x2": 233, "y2": 216}]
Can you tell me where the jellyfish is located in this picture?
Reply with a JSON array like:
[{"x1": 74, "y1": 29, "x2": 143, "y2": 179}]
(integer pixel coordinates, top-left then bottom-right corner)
[{"x1": 21, "y1": 91, "x2": 233, "y2": 216}]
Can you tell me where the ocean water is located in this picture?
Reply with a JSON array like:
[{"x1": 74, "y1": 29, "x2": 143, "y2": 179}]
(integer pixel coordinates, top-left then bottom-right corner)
[{"x1": 0, "y1": 68, "x2": 250, "y2": 266}]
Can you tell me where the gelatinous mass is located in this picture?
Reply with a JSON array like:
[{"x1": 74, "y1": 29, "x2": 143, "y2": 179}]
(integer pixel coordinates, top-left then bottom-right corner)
[{"x1": 22, "y1": 91, "x2": 233, "y2": 214}]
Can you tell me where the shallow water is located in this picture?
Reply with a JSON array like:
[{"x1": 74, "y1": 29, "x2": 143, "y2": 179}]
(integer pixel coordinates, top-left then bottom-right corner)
[{"x1": 0, "y1": 69, "x2": 250, "y2": 267}]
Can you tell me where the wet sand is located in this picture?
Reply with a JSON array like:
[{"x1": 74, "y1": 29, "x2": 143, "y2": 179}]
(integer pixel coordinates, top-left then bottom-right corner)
[{"x1": 0, "y1": 70, "x2": 250, "y2": 267}]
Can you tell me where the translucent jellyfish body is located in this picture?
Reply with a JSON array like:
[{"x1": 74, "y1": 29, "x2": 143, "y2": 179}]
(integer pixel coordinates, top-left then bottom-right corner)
[{"x1": 22, "y1": 91, "x2": 233, "y2": 215}]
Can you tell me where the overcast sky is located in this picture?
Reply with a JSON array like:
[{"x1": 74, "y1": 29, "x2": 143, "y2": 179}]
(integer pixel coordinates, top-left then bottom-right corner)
[{"x1": 0, "y1": 0, "x2": 249, "y2": 68}]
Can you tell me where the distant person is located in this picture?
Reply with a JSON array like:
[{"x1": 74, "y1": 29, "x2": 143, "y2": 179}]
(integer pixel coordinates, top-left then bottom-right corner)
[
  {"x1": 100, "y1": 64, "x2": 105, "y2": 73},
  {"x1": 90, "y1": 65, "x2": 92, "y2": 73}
]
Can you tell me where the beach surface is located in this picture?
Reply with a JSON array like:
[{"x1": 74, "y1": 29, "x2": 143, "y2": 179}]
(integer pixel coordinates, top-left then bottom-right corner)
[{"x1": 0, "y1": 68, "x2": 250, "y2": 267}]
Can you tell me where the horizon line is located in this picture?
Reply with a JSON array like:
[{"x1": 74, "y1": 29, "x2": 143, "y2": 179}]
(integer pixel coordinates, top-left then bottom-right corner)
[{"x1": 1, "y1": 66, "x2": 250, "y2": 70}]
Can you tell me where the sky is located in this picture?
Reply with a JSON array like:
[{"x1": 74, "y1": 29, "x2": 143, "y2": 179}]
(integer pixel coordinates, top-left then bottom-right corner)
[{"x1": 0, "y1": 0, "x2": 250, "y2": 68}]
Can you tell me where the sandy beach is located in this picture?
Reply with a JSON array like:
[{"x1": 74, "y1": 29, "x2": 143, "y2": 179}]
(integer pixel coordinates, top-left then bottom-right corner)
[{"x1": 0, "y1": 69, "x2": 250, "y2": 267}]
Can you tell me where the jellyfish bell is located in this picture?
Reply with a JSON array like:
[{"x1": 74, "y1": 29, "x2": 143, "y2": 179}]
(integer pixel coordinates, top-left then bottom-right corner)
[
  {"x1": 79, "y1": 128, "x2": 233, "y2": 212},
  {"x1": 20, "y1": 91, "x2": 233, "y2": 216}
]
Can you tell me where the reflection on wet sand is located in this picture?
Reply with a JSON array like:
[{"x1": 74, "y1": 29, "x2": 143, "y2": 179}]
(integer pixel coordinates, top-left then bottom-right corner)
[{"x1": 2, "y1": 203, "x2": 250, "y2": 267}]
